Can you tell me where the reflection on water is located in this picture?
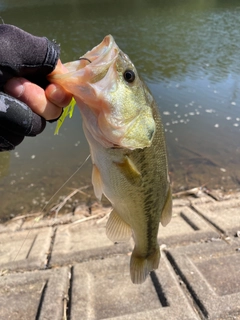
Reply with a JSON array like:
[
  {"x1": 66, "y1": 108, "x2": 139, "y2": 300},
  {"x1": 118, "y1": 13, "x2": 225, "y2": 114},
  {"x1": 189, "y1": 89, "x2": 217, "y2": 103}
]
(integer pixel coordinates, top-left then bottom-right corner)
[{"x1": 0, "y1": 0, "x2": 240, "y2": 220}]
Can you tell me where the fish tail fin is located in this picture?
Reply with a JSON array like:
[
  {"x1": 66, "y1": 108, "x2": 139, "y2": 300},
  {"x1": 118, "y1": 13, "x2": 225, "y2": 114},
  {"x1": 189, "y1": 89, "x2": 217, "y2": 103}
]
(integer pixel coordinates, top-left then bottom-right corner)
[{"x1": 130, "y1": 246, "x2": 160, "y2": 284}]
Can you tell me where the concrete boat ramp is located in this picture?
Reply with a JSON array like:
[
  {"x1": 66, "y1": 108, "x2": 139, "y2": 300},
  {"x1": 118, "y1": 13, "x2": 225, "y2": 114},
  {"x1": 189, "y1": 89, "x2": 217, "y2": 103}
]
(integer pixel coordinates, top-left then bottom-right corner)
[{"x1": 0, "y1": 190, "x2": 239, "y2": 319}]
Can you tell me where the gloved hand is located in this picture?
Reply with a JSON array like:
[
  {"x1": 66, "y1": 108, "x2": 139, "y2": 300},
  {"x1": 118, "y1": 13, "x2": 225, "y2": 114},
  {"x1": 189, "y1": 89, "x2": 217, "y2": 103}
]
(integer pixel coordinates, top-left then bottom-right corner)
[{"x1": 0, "y1": 24, "x2": 71, "y2": 151}]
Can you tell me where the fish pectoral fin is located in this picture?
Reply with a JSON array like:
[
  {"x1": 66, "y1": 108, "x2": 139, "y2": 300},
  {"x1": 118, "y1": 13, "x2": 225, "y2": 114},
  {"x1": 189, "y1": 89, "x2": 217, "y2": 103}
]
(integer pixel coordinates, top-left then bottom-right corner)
[
  {"x1": 114, "y1": 156, "x2": 142, "y2": 186},
  {"x1": 92, "y1": 164, "x2": 103, "y2": 201},
  {"x1": 160, "y1": 186, "x2": 172, "y2": 227},
  {"x1": 106, "y1": 209, "x2": 132, "y2": 242},
  {"x1": 130, "y1": 246, "x2": 160, "y2": 284}
]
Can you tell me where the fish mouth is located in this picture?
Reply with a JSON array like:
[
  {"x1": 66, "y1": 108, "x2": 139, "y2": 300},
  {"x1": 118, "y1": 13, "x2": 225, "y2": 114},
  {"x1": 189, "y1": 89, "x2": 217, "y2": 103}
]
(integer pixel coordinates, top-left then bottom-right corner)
[
  {"x1": 49, "y1": 35, "x2": 120, "y2": 109},
  {"x1": 83, "y1": 35, "x2": 117, "y2": 67},
  {"x1": 59, "y1": 35, "x2": 119, "y2": 85},
  {"x1": 83, "y1": 35, "x2": 119, "y2": 84}
]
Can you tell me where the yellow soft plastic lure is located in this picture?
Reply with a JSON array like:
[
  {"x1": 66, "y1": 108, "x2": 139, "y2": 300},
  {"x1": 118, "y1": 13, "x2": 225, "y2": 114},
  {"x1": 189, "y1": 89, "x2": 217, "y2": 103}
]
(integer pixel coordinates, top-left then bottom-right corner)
[{"x1": 54, "y1": 98, "x2": 76, "y2": 134}]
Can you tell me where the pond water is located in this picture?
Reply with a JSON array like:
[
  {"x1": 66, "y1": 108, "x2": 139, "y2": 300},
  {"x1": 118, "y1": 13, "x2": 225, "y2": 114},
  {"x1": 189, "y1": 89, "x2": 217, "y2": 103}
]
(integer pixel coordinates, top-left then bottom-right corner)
[{"x1": 0, "y1": 0, "x2": 240, "y2": 220}]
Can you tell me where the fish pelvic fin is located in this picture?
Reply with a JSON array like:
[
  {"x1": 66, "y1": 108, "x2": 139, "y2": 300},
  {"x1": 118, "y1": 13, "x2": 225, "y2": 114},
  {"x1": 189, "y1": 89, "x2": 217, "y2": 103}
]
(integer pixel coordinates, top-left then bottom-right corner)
[
  {"x1": 160, "y1": 186, "x2": 172, "y2": 227},
  {"x1": 106, "y1": 209, "x2": 132, "y2": 242},
  {"x1": 130, "y1": 246, "x2": 160, "y2": 284},
  {"x1": 92, "y1": 164, "x2": 103, "y2": 201}
]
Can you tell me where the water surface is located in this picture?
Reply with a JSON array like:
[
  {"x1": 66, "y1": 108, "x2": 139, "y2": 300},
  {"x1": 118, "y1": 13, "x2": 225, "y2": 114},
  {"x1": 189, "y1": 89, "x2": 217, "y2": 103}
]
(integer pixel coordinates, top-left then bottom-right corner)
[{"x1": 0, "y1": 0, "x2": 240, "y2": 220}]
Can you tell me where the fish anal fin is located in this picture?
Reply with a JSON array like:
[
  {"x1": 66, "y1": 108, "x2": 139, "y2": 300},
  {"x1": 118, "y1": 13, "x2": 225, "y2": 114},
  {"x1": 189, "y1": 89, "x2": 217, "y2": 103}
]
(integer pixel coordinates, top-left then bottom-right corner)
[
  {"x1": 92, "y1": 164, "x2": 103, "y2": 201},
  {"x1": 114, "y1": 156, "x2": 142, "y2": 186},
  {"x1": 160, "y1": 186, "x2": 172, "y2": 227},
  {"x1": 130, "y1": 246, "x2": 160, "y2": 284},
  {"x1": 106, "y1": 209, "x2": 132, "y2": 242}
]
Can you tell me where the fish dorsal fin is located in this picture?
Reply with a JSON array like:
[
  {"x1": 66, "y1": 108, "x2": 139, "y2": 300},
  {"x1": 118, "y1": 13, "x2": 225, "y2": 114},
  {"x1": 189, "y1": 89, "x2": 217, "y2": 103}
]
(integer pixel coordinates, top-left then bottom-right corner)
[
  {"x1": 92, "y1": 164, "x2": 103, "y2": 201},
  {"x1": 160, "y1": 186, "x2": 172, "y2": 227},
  {"x1": 106, "y1": 209, "x2": 132, "y2": 242},
  {"x1": 114, "y1": 156, "x2": 142, "y2": 186}
]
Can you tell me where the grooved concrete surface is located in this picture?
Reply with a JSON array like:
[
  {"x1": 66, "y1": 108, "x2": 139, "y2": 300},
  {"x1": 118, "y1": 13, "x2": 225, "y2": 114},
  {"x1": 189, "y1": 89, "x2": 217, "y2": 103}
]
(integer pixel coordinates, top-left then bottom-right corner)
[{"x1": 0, "y1": 191, "x2": 240, "y2": 320}]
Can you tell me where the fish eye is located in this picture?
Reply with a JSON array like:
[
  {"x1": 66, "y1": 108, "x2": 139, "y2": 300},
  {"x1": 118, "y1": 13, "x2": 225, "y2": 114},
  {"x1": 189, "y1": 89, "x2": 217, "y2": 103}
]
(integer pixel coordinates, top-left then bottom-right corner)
[{"x1": 123, "y1": 69, "x2": 135, "y2": 83}]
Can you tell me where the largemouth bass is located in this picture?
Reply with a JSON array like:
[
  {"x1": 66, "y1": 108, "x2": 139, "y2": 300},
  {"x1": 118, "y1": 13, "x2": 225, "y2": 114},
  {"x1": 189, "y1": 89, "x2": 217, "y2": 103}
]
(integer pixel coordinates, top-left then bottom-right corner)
[{"x1": 49, "y1": 35, "x2": 172, "y2": 284}]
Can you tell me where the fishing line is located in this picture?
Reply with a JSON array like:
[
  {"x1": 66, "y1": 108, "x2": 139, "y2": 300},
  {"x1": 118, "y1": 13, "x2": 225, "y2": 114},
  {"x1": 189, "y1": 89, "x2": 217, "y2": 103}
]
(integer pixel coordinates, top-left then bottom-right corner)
[
  {"x1": 14, "y1": 154, "x2": 91, "y2": 261},
  {"x1": 41, "y1": 154, "x2": 91, "y2": 213}
]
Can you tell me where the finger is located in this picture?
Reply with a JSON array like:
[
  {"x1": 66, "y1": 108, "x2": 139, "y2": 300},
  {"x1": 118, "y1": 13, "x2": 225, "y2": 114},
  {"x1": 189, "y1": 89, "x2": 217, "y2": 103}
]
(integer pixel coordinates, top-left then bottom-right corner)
[
  {"x1": 49, "y1": 59, "x2": 69, "y2": 76},
  {"x1": 4, "y1": 78, "x2": 71, "y2": 120},
  {"x1": 45, "y1": 83, "x2": 72, "y2": 108},
  {"x1": 46, "y1": 60, "x2": 72, "y2": 109}
]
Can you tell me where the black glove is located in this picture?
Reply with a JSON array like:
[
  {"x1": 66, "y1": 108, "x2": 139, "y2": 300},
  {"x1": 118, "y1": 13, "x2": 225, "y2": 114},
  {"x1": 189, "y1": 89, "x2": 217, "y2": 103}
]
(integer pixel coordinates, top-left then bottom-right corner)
[{"x1": 0, "y1": 24, "x2": 60, "y2": 151}]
